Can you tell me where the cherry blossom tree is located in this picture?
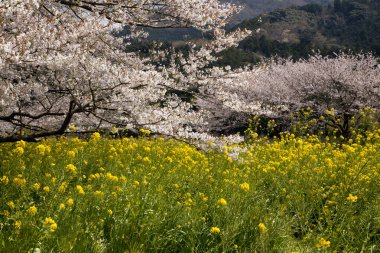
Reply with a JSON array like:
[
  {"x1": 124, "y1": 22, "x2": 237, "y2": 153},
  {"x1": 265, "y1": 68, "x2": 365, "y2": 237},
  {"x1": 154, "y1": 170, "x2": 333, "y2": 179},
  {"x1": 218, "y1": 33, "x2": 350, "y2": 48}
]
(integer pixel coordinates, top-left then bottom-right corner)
[
  {"x1": 2, "y1": 1, "x2": 378, "y2": 143},
  {"x1": 209, "y1": 53, "x2": 380, "y2": 138},
  {"x1": 0, "y1": 0, "x2": 247, "y2": 142}
]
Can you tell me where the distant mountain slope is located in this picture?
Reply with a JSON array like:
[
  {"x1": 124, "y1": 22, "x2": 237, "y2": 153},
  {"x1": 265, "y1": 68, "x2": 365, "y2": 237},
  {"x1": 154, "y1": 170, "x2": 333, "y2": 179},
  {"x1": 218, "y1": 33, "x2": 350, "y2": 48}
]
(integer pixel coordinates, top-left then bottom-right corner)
[
  {"x1": 215, "y1": 0, "x2": 380, "y2": 68},
  {"x1": 145, "y1": 0, "x2": 333, "y2": 41},
  {"x1": 226, "y1": 0, "x2": 333, "y2": 24},
  {"x1": 128, "y1": 0, "x2": 380, "y2": 70}
]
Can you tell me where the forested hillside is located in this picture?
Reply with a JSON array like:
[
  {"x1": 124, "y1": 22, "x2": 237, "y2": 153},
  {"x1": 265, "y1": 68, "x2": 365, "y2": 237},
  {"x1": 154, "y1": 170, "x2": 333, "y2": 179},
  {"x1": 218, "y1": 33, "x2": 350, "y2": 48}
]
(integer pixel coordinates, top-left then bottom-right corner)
[
  {"x1": 226, "y1": 0, "x2": 333, "y2": 23},
  {"x1": 217, "y1": 0, "x2": 380, "y2": 68},
  {"x1": 136, "y1": 1, "x2": 380, "y2": 69},
  {"x1": 144, "y1": 0, "x2": 333, "y2": 41}
]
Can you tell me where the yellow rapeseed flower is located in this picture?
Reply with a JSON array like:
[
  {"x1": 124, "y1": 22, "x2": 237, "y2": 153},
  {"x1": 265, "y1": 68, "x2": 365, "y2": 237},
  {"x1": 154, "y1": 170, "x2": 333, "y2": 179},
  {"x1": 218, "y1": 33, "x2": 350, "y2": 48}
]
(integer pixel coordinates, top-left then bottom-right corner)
[
  {"x1": 76, "y1": 185, "x2": 85, "y2": 195},
  {"x1": 217, "y1": 198, "x2": 227, "y2": 207},
  {"x1": 67, "y1": 198, "x2": 74, "y2": 207},
  {"x1": 94, "y1": 191, "x2": 104, "y2": 197},
  {"x1": 59, "y1": 203, "x2": 66, "y2": 210},
  {"x1": 13, "y1": 175, "x2": 26, "y2": 187},
  {"x1": 7, "y1": 201, "x2": 15, "y2": 209},
  {"x1": 142, "y1": 157, "x2": 151, "y2": 163},
  {"x1": 67, "y1": 151, "x2": 76, "y2": 158},
  {"x1": 258, "y1": 223, "x2": 268, "y2": 234},
  {"x1": 139, "y1": 128, "x2": 151, "y2": 135},
  {"x1": 58, "y1": 182, "x2": 67, "y2": 193},
  {"x1": 16, "y1": 140, "x2": 26, "y2": 148},
  {"x1": 36, "y1": 144, "x2": 49, "y2": 155},
  {"x1": 106, "y1": 172, "x2": 118, "y2": 182},
  {"x1": 199, "y1": 192, "x2": 208, "y2": 202},
  {"x1": 27, "y1": 205, "x2": 38, "y2": 215},
  {"x1": 66, "y1": 164, "x2": 77, "y2": 173},
  {"x1": 14, "y1": 220, "x2": 22, "y2": 230},
  {"x1": 1, "y1": 175, "x2": 9, "y2": 185},
  {"x1": 240, "y1": 182, "x2": 250, "y2": 192},
  {"x1": 33, "y1": 183, "x2": 41, "y2": 191},
  {"x1": 44, "y1": 217, "x2": 57, "y2": 232},
  {"x1": 210, "y1": 227, "x2": 221, "y2": 234},
  {"x1": 91, "y1": 132, "x2": 101, "y2": 141},
  {"x1": 13, "y1": 147, "x2": 24, "y2": 155},
  {"x1": 347, "y1": 194, "x2": 358, "y2": 203},
  {"x1": 184, "y1": 198, "x2": 194, "y2": 206},
  {"x1": 317, "y1": 238, "x2": 331, "y2": 248},
  {"x1": 43, "y1": 186, "x2": 50, "y2": 192}
]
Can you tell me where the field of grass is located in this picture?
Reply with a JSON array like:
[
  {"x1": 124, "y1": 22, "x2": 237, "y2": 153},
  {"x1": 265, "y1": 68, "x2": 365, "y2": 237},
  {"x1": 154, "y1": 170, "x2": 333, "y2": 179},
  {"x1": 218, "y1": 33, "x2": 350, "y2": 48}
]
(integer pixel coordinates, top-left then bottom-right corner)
[{"x1": 1, "y1": 130, "x2": 380, "y2": 252}]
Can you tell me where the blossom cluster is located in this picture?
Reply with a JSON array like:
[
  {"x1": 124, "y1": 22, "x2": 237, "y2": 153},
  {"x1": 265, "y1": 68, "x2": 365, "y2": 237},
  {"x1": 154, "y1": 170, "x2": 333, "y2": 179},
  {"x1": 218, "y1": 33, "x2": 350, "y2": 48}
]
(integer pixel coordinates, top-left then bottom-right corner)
[
  {"x1": 209, "y1": 53, "x2": 380, "y2": 116},
  {"x1": 0, "y1": 0, "x2": 248, "y2": 142}
]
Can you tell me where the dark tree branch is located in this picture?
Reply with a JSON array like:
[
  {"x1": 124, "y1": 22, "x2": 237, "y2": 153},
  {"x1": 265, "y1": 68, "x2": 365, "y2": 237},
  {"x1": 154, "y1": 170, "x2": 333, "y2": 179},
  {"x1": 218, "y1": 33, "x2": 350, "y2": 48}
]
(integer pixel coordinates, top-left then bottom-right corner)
[
  {"x1": 0, "y1": 100, "x2": 77, "y2": 143},
  {"x1": 0, "y1": 112, "x2": 65, "y2": 121}
]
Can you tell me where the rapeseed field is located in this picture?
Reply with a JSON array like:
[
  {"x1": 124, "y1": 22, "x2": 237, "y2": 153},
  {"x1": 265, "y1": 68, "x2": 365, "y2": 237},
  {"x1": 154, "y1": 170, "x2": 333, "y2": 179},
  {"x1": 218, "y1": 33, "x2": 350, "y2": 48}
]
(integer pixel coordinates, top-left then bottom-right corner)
[{"x1": 1, "y1": 130, "x2": 380, "y2": 252}]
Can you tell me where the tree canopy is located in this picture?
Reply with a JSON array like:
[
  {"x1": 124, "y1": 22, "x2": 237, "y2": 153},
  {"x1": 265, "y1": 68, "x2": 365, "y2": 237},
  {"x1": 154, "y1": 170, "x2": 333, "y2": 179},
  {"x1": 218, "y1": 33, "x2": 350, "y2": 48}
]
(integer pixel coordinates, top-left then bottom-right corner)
[{"x1": 0, "y1": 0, "x2": 246, "y2": 142}]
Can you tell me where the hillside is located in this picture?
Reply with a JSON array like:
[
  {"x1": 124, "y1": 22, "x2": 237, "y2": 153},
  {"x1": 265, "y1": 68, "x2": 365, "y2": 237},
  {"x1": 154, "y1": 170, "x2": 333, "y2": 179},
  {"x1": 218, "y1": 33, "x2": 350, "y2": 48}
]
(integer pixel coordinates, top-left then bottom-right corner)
[
  {"x1": 144, "y1": 0, "x2": 333, "y2": 41},
  {"x1": 130, "y1": 0, "x2": 380, "y2": 69},
  {"x1": 218, "y1": 0, "x2": 380, "y2": 68},
  {"x1": 226, "y1": 0, "x2": 333, "y2": 24}
]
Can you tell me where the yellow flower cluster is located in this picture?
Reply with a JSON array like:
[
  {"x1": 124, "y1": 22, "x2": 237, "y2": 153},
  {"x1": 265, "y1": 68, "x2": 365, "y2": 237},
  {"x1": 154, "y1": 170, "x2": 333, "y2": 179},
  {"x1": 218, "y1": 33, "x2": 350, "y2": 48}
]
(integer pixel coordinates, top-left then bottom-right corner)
[
  {"x1": 1, "y1": 127, "x2": 380, "y2": 251},
  {"x1": 66, "y1": 164, "x2": 77, "y2": 173},
  {"x1": 27, "y1": 205, "x2": 38, "y2": 215},
  {"x1": 44, "y1": 217, "x2": 57, "y2": 232},
  {"x1": 210, "y1": 227, "x2": 221, "y2": 234},
  {"x1": 14, "y1": 220, "x2": 22, "y2": 230},
  {"x1": 240, "y1": 182, "x2": 250, "y2": 192},
  {"x1": 36, "y1": 144, "x2": 50, "y2": 155},
  {"x1": 76, "y1": 185, "x2": 85, "y2": 195},
  {"x1": 67, "y1": 198, "x2": 74, "y2": 207},
  {"x1": 105, "y1": 172, "x2": 118, "y2": 182},
  {"x1": 91, "y1": 132, "x2": 101, "y2": 141},
  {"x1": 258, "y1": 223, "x2": 267, "y2": 234},
  {"x1": 13, "y1": 147, "x2": 24, "y2": 156},
  {"x1": 7, "y1": 201, "x2": 15, "y2": 209},
  {"x1": 347, "y1": 194, "x2": 358, "y2": 203},
  {"x1": 13, "y1": 175, "x2": 26, "y2": 187},
  {"x1": 33, "y1": 183, "x2": 41, "y2": 190},
  {"x1": 217, "y1": 198, "x2": 227, "y2": 207},
  {"x1": 317, "y1": 238, "x2": 331, "y2": 248},
  {"x1": 1, "y1": 175, "x2": 9, "y2": 185},
  {"x1": 139, "y1": 128, "x2": 151, "y2": 136}
]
